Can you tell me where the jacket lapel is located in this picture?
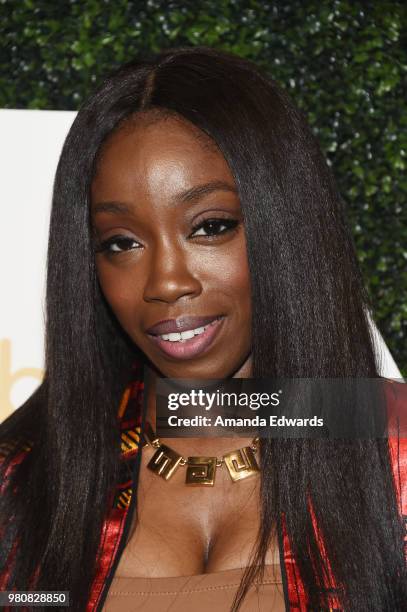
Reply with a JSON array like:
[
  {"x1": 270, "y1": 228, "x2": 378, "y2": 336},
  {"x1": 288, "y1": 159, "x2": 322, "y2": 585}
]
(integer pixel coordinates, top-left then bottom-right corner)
[{"x1": 88, "y1": 361, "x2": 145, "y2": 612}]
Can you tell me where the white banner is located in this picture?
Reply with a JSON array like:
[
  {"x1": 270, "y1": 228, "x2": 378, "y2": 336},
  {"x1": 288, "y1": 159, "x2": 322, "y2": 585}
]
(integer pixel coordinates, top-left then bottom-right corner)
[{"x1": 0, "y1": 110, "x2": 75, "y2": 422}]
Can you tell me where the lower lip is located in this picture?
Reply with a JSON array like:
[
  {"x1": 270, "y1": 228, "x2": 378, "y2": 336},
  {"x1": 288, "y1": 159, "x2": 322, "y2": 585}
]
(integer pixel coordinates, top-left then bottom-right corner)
[{"x1": 147, "y1": 317, "x2": 225, "y2": 360}]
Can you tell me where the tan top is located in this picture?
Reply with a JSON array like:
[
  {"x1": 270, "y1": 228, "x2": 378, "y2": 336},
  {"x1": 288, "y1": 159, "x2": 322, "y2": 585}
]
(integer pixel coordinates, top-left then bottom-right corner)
[{"x1": 103, "y1": 565, "x2": 285, "y2": 611}]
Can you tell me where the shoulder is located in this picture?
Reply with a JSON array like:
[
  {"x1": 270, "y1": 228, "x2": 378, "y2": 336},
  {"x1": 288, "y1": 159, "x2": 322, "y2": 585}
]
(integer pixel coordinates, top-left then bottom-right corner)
[
  {"x1": 384, "y1": 380, "x2": 407, "y2": 537},
  {"x1": 385, "y1": 378, "x2": 407, "y2": 449},
  {"x1": 0, "y1": 438, "x2": 32, "y2": 461},
  {"x1": 0, "y1": 438, "x2": 32, "y2": 482},
  {"x1": 384, "y1": 377, "x2": 407, "y2": 409},
  {"x1": 0, "y1": 430, "x2": 33, "y2": 493},
  {"x1": 0, "y1": 384, "x2": 44, "y2": 481}
]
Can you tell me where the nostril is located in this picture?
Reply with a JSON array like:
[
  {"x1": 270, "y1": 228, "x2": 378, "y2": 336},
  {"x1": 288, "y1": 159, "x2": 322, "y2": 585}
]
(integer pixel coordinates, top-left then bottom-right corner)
[{"x1": 143, "y1": 279, "x2": 202, "y2": 305}]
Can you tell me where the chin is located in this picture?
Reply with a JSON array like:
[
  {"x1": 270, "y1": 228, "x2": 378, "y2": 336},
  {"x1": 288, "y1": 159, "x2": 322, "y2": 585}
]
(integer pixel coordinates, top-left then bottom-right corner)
[{"x1": 147, "y1": 357, "x2": 241, "y2": 380}]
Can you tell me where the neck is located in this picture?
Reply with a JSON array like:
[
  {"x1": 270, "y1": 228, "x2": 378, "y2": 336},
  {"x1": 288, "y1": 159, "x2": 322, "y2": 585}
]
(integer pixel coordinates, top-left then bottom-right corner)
[{"x1": 144, "y1": 354, "x2": 253, "y2": 433}]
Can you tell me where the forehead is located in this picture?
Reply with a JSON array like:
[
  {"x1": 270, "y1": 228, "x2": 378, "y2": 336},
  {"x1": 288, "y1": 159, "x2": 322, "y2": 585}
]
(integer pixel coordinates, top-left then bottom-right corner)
[{"x1": 91, "y1": 112, "x2": 235, "y2": 204}]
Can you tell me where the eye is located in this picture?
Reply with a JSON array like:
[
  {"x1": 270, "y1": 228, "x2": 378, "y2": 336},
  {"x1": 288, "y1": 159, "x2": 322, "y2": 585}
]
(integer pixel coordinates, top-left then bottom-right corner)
[
  {"x1": 94, "y1": 235, "x2": 141, "y2": 255},
  {"x1": 190, "y1": 218, "x2": 239, "y2": 238}
]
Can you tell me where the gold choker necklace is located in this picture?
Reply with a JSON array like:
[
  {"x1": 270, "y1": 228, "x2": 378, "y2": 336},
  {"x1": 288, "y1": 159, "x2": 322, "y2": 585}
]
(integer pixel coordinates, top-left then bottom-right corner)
[{"x1": 142, "y1": 421, "x2": 260, "y2": 486}]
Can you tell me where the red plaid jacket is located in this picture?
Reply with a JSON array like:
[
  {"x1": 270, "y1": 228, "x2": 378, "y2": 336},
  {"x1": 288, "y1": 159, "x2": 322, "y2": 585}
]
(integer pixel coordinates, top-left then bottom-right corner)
[{"x1": 1, "y1": 363, "x2": 406, "y2": 611}]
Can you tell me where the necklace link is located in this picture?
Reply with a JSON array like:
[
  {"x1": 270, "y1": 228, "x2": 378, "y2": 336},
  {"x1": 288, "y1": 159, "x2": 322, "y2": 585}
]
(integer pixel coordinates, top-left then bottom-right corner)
[{"x1": 143, "y1": 423, "x2": 260, "y2": 486}]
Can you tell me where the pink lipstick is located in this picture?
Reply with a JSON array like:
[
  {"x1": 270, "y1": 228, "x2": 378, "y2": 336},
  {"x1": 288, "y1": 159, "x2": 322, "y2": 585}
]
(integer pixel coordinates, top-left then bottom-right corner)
[{"x1": 147, "y1": 315, "x2": 225, "y2": 360}]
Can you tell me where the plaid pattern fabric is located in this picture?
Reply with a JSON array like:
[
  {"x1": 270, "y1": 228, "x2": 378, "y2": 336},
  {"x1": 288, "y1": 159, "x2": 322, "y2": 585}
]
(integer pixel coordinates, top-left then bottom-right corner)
[{"x1": 87, "y1": 360, "x2": 144, "y2": 611}]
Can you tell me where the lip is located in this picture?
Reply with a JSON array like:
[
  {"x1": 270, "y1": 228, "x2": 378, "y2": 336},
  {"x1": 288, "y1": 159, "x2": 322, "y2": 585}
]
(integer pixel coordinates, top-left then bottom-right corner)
[
  {"x1": 146, "y1": 315, "x2": 222, "y2": 336},
  {"x1": 147, "y1": 316, "x2": 225, "y2": 360}
]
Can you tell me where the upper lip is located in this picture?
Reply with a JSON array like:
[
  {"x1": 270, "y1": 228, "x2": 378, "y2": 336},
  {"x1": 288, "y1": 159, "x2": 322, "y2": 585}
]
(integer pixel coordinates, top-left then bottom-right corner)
[{"x1": 146, "y1": 315, "x2": 222, "y2": 336}]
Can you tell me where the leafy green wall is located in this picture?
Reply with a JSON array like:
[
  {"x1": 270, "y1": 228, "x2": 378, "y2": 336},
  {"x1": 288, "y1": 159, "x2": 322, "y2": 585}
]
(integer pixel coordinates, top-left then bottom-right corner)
[{"x1": 1, "y1": 0, "x2": 406, "y2": 374}]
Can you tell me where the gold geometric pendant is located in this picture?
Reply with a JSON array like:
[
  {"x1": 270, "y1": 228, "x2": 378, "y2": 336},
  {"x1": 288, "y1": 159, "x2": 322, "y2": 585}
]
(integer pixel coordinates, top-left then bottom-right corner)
[
  {"x1": 223, "y1": 447, "x2": 259, "y2": 482},
  {"x1": 147, "y1": 445, "x2": 183, "y2": 480},
  {"x1": 185, "y1": 457, "x2": 217, "y2": 486}
]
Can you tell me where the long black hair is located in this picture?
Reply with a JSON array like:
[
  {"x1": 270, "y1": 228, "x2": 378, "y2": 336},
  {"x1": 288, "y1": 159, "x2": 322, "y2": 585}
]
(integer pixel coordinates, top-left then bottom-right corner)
[{"x1": 0, "y1": 46, "x2": 405, "y2": 611}]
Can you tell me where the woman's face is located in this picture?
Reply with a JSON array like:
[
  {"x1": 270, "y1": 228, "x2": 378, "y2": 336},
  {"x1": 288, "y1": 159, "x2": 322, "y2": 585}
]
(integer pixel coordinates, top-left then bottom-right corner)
[{"x1": 91, "y1": 113, "x2": 252, "y2": 378}]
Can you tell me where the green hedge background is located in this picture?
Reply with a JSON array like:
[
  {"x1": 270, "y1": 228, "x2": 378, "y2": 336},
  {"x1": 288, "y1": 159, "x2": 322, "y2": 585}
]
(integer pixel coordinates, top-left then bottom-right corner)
[{"x1": 1, "y1": 0, "x2": 406, "y2": 375}]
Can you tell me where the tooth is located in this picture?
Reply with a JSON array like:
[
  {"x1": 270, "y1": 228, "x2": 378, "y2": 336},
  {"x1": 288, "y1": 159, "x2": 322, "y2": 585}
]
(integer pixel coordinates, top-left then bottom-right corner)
[
  {"x1": 168, "y1": 332, "x2": 182, "y2": 341},
  {"x1": 158, "y1": 323, "x2": 215, "y2": 342},
  {"x1": 180, "y1": 329, "x2": 195, "y2": 340}
]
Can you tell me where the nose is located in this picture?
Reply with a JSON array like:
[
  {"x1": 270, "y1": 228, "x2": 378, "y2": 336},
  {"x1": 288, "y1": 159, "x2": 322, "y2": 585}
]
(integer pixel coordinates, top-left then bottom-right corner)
[{"x1": 143, "y1": 240, "x2": 202, "y2": 304}]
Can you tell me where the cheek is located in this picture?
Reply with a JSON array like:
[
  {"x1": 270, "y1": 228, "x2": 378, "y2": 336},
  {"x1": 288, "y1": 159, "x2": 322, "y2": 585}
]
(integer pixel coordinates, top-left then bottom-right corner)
[
  {"x1": 231, "y1": 262, "x2": 252, "y2": 337},
  {"x1": 222, "y1": 255, "x2": 251, "y2": 297},
  {"x1": 95, "y1": 261, "x2": 140, "y2": 326},
  {"x1": 214, "y1": 241, "x2": 251, "y2": 311},
  {"x1": 195, "y1": 240, "x2": 252, "y2": 333}
]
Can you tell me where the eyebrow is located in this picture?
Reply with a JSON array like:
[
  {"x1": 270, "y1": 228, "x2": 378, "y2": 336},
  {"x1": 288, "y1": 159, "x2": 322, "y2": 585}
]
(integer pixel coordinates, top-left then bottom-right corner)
[
  {"x1": 175, "y1": 180, "x2": 237, "y2": 204},
  {"x1": 92, "y1": 180, "x2": 238, "y2": 215}
]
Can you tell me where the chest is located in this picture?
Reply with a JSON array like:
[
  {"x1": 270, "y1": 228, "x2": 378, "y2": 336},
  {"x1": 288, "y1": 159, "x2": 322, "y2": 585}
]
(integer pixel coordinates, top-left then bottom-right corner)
[{"x1": 114, "y1": 441, "x2": 281, "y2": 578}]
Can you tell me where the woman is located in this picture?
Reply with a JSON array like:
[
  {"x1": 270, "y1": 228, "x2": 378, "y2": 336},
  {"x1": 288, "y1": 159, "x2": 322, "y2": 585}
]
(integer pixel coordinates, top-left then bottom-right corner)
[{"x1": 0, "y1": 46, "x2": 406, "y2": 611}]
